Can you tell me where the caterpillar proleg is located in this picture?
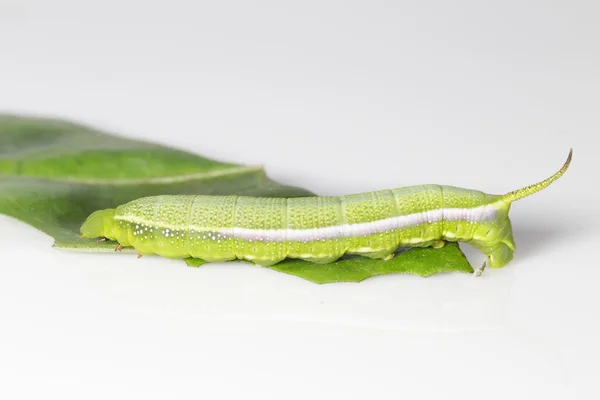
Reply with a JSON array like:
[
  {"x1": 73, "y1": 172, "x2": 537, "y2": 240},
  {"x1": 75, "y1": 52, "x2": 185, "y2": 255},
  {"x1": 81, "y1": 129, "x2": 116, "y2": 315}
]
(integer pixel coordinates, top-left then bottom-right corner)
[{"x1": 81, "y1": 150, "x2": 572, "y2": 270}]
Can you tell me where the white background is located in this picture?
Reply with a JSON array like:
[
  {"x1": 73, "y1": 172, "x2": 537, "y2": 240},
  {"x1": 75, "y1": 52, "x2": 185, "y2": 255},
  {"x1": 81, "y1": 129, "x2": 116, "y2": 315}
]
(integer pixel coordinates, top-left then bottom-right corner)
[{"x1": 1, "y1": 1, "x2": 598, "y2": 399}]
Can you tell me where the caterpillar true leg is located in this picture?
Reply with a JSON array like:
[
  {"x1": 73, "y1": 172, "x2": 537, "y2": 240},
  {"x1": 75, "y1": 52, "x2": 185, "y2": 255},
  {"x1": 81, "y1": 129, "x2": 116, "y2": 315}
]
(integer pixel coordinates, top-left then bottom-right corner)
[
  {"x1": 97, "y1": 236, "x2": 108, "y2": 243},
  {"x1": 383, "y1": 253, "x2": 395, "y2": 261},
  {"x1": 474, "y1": 262, "x2": 486, "y2": 277},
  {"x1": 114, "y1": 244, "x2": 123, "y2": 252}
]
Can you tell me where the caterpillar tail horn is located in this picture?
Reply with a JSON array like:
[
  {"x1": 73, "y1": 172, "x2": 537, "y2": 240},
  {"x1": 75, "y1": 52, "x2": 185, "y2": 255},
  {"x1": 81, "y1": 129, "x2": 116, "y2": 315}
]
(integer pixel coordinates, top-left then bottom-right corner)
[{"x1": 503, "y1": 148, "x2": 572, "y2": 203}]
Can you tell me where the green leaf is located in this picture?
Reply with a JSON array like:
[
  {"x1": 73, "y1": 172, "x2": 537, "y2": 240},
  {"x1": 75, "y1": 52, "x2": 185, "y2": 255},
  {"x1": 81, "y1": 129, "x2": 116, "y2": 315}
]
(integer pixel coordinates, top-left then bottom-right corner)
[
  {"x1": 184, "y1": 258, "x2": 207, "y2": 268},
  {"x1": 0, "y1": 114, "x2": 473, "y2": 282},
  {"x1": 0, "y1": 114, "x2": 312, "y2": 251},
  {"x1": 268, "y1": 244, "x2": 472, "y2": 283}
]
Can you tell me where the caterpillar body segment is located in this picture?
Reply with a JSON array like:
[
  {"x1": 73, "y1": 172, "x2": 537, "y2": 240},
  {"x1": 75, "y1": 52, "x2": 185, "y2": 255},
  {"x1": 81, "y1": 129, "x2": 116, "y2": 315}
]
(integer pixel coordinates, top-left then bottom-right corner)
[
  {"x1": 80, "y1": 150, "x2": 572, "y2": 270},
  {"x1": 80, "y1": 188, "x2": 509, "y2": 267}
]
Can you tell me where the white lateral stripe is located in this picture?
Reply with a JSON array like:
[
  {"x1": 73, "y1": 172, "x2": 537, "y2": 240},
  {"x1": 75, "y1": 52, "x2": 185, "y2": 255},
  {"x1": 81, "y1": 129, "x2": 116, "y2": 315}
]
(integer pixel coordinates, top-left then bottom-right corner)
[
  {"x1": 117, "y1": 205, "x2": 498, "y2": 242},
  {"x1": 229, "y1": 206, "x2": 496, "y2": 241}
]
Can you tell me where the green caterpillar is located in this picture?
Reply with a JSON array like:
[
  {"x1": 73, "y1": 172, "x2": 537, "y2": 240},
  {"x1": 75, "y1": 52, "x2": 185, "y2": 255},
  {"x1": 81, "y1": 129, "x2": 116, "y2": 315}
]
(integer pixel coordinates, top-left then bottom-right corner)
[{"x1": 81, "y1": 150, "x2": 572, "y2": 273}]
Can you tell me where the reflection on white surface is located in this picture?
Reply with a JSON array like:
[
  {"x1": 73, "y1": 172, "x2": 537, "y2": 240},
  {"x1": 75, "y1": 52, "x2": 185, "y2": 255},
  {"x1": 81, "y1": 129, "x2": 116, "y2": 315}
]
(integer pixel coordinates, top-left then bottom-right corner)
[{"x1": 1, "y1": 212, "x2": 597, "y2": 399}]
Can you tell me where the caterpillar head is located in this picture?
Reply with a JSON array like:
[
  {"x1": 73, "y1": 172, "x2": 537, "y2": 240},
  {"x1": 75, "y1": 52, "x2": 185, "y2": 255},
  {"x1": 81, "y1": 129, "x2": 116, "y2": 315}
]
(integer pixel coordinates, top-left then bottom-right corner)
[{"x1": 80, "y1": 209, "x2": 117, "y2": 240}]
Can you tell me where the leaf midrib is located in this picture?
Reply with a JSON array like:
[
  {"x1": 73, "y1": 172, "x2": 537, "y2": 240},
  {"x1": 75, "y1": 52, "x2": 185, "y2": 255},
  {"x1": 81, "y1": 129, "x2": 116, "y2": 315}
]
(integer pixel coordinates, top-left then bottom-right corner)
[{"x1": 0, "y1": 165, "x2": 265, "y2": 185}]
